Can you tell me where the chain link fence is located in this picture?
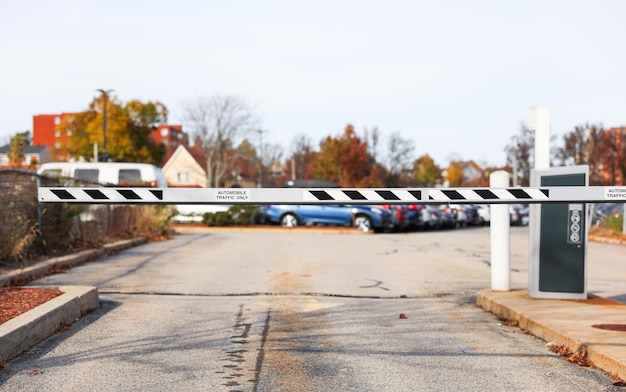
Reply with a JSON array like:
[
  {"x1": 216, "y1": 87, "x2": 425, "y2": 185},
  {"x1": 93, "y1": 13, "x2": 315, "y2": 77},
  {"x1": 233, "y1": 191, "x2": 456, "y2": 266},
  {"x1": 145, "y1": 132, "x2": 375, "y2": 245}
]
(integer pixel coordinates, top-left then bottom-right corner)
[{"x1": 0, "y1": 169, "x2": 141, "y2": 265}]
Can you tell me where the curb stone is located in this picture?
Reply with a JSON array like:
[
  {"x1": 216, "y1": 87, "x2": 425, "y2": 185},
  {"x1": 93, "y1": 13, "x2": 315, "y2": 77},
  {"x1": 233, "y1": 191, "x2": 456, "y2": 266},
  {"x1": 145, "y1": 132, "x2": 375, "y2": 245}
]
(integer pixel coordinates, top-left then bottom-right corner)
[
  {"x1": 0, "y1": 237, "x2": 147, "y2": 364},
  {"x1": 0, "y1": 285, "x2": 99, "y2": 364},
  {"x1": 0, "y1": 237, "x2": 147, "y2": 287}
]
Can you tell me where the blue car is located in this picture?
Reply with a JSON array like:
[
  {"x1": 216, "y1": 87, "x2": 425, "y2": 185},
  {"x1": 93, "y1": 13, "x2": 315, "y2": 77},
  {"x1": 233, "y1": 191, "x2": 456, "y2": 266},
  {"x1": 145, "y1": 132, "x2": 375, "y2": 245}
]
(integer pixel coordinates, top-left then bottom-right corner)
[{"x1": 260, "y1": 204, "x2": 394, "y2": 233}]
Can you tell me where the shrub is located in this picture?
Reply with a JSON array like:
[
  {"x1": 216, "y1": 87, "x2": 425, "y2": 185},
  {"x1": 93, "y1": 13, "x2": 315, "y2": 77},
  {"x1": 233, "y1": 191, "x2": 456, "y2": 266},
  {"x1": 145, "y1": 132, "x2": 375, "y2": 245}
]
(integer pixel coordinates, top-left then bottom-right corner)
[
  {"x1": 203, "y1": 211, "x2": 233, "y2": 226},
  {"x1": 132, "y1": 205, "x2": 177, "y2": 237},
  {"x1": 202, "y1": 206, "x2": 261, "y2": 226},
  {"x1": 607, "y1": 211, "x2": 624, "y2": 235},
  {"x1": 228, "y1": 205, "x2": 260, "y2": 225},
  {"x1": 0, "y1": 208, "x2": 38, "y2": 263}
]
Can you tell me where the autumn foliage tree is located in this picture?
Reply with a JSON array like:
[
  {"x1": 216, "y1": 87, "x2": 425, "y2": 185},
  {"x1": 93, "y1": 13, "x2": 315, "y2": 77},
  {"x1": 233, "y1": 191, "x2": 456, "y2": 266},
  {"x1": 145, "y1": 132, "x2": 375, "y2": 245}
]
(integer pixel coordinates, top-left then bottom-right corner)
[
  {"x1": 8, "y1": 131, "x2": 31, "y2": 168},
  {"x1": 312, "y1": 124, "x2": 384, "y2": 187},
  {"x1": 413, "y1": 154, "x2": 441, "y2": 187},
  {"x1": 445, "y1": 161, "x2": 465, "y2": 187},
  {"x1": 60, "y1": 96, "x2": 167, "y2": 164}
]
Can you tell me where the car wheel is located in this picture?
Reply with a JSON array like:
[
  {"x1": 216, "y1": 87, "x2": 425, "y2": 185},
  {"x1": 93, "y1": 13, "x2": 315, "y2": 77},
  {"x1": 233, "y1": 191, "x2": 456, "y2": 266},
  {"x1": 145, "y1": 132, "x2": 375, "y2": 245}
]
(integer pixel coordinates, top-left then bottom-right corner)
[
  {"x1": 354, "y1": 215, "x2": 373, "y2": 232},
  {"x1": 280, "y1": 213, "x2": 298, "y2": 227}
]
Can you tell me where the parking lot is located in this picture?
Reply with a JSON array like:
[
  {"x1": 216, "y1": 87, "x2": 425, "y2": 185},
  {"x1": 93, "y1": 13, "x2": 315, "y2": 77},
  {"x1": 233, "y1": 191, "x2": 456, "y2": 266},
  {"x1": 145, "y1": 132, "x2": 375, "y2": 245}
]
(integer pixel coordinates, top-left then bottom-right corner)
[{"x1": 2, "y1": 226, "x2": 624, "y2": 391}]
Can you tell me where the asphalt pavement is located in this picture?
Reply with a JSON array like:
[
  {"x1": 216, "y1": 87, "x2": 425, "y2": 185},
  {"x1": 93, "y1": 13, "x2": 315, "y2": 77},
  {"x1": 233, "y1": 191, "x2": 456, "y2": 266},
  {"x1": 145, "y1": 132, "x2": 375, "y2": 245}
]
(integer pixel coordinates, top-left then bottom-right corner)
[{"x1": 1, "y1": 233, "x2": 625, "y2": 385}]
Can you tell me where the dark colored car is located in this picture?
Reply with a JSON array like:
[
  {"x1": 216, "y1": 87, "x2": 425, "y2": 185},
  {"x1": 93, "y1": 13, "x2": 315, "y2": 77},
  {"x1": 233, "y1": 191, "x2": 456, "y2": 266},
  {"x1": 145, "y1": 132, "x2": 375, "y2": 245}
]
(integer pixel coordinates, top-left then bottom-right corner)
[
  {"x1": 423, "y1": 205, "x2": 443, "y2": 230},
  {"x1": 438, "y1": 207, "x2": 457, "y2": 229},
  {"x1": 406, "y1": 204, "x2": 425, "y2": 230},
  {"x1": 380, "y1": 204, "x2": 410, "y2": 231},
  {"x1": 510, "y1": 204, "x2": 529, "y2": 226},
  {"x1": 446, "y1": 204, "x2": 480, "y2": 226},
  {"x1": 260, "y1": 204, "x2": 394, "y2": 233}
]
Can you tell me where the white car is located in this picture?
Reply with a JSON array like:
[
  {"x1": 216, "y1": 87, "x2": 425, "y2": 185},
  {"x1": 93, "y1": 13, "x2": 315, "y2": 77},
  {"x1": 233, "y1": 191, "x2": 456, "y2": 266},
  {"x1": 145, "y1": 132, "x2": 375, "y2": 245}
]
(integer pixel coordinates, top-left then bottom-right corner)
[
  {"x1": 173, "y1": 204, "x2": 230, "y2": 222},
  {"x1": 476, "y1": 205, "x2": 491, "y2": 226}
]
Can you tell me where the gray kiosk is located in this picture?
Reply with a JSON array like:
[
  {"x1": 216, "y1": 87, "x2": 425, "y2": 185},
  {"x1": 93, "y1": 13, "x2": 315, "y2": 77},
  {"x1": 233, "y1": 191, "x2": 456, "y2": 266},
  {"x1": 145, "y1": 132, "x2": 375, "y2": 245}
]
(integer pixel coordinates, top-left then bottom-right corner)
[{"x1": 529, "y1": 165, "x2": 589, "y2": 299}]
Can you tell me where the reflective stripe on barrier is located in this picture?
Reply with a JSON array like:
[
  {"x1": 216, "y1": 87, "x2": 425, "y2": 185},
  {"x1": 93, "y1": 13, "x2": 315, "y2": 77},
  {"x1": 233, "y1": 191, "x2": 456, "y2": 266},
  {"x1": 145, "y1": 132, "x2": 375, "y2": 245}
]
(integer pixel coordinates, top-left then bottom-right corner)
[{"x1": 38, "y1": 186, "x2": 626, "y2": 204}]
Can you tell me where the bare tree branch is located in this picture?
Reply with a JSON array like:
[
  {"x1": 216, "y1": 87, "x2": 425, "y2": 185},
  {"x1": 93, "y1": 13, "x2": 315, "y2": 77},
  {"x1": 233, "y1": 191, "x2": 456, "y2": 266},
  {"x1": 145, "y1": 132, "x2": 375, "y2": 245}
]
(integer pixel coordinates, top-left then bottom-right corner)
[{"x1": 182, "y1": 94, "x2": 259, "y2": 187}]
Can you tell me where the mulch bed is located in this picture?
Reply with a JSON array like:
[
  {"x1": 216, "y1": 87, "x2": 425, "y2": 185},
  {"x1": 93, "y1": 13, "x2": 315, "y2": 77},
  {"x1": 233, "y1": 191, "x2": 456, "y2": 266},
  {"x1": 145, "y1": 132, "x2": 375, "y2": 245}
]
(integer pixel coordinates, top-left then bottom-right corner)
[{"x1": 0, "y1": 287, "x2": 63, "y2": 325}]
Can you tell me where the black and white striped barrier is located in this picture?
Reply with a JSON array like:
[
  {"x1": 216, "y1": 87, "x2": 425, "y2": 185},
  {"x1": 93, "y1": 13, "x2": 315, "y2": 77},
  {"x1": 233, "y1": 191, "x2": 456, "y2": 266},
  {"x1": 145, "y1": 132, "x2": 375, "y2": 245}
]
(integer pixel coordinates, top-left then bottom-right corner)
[{"x1": 38, "y1": 186, "x2": 626, "y2": 204}]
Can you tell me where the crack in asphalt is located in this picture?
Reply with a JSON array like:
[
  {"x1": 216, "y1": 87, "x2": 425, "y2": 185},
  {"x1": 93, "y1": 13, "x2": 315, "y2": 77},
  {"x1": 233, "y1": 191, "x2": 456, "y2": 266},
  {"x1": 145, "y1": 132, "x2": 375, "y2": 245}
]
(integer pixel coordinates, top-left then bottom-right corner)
[{"x1": 97, "y1": 290, "x2": 477, "y2": 299}]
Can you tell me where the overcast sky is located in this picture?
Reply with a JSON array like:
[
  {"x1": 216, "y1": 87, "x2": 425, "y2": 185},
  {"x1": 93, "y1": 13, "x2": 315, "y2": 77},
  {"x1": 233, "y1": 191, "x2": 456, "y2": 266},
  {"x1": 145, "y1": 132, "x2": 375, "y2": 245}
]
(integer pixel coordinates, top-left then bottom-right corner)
[{"x1": 1, "y1": 1, "x2": 625, "y2": 166}]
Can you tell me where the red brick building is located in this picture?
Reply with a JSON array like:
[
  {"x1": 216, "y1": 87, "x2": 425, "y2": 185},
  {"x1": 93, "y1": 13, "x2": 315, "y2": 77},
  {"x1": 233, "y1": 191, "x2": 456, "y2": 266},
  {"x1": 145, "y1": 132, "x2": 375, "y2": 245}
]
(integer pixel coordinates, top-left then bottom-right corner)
[
  {"x1": 32, "y1": 113, "x2": 75, "y2": 161},
  {"x1": 151, "y1": 124, "x2": 189, "y2": 163},
  {"x1": 33, "y1": 113, "x2": 188, "y2": 164}
]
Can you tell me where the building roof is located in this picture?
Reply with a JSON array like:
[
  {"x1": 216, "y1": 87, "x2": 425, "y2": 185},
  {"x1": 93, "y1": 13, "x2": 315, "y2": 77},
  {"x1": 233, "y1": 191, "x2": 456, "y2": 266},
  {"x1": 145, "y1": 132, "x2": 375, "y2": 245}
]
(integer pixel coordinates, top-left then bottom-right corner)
[{"x1": 0, "y1": 145, "x2": 49, "y2": 154}]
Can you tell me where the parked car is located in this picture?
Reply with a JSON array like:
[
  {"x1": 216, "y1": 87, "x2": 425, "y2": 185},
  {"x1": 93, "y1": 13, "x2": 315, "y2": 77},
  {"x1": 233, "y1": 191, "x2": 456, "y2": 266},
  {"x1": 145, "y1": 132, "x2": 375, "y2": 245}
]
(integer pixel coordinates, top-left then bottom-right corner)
[
  {"x1": 475, "y1": 205, "x2": 491, "y2": 226},
  {"x1": 406, "y1": 204, "x2": 425, "y2": 230},
  {"x1": 438, "y1": 207, "x2": 457, "y2": 229},
  {"x1": 259, "y1": 204, "x2": 394, "y2": 233},
  {"x1": 38, "y1": 161, "x2": 168, "y2": 187},
  {"x1": 509, "y1": 204, "x2": 529, "y2": 226},
  {"x1": 591, "y1": 203, "x2": 622, "y2": 227},
  {"x1": 380, "y1": 204, "x2": 410, "y2": 231},
  {"x1": 423, "y1": 205, "x2": 443, "y2": 230},
  {"x1": 439, "y1": 204, "x2": 481, "y2": 227}
]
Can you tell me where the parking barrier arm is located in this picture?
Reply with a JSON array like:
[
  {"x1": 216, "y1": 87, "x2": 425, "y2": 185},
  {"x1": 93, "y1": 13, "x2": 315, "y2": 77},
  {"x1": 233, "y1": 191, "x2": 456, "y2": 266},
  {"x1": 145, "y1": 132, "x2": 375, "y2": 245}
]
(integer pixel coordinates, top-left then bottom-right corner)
[{"x1": 38, "y1": 186, "x2": 626, "y2": 205}]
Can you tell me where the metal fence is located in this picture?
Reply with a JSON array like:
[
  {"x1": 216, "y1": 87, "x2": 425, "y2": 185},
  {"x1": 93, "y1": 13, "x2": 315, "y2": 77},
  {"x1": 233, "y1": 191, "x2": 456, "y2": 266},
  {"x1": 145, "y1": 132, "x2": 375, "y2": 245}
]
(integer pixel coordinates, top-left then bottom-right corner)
[{"x1": 0, "y1": 169, "x2": 136, "y2": 264}]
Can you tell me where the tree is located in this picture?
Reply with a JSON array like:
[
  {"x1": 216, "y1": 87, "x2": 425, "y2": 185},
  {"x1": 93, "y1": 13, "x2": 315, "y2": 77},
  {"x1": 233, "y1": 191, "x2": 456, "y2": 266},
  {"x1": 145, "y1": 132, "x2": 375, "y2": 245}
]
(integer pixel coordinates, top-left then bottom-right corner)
[
  {"x1": 232, "y1": 138, "x2": 259, "y2": 185},
  {"x1": 363, "y1": 126, "x2": 381, "y2": 162},
  {"x1": 384, "y1": 131, "x2": 415, "y2": 186},
  {"x1": 413, "y1": 154, "x2": 441, "y2": 187},
  {"x1": 60, "y1": 96, "x2": 167, "y2": 164},
  {"x1": 8, "y1": 131, "x2": 31, "y2": 168},
  {"x1": 115, "y1": 100, "x2": 168, "y2": 163},
  {"x1": 182, "y1": 94, "x2": 258, "y2": 187},
  {"x1": 445, "y1": 161, "x2": 464, "y2": 187},
  {"x1": 505, "y1": 123, "x2": 534, "y2": 187},
  {"x1": 556, "y1": 123, "x2": 606, "y2": 185},
  {"x1": 312, "y1": 124, "x2": 383, "y2": 187},
  {"x1": 260, "y1": 142, "x2": 284, "y2": 187},
  {"x1": 287, "y1": 133, "x2": 317, "y2": 180}
]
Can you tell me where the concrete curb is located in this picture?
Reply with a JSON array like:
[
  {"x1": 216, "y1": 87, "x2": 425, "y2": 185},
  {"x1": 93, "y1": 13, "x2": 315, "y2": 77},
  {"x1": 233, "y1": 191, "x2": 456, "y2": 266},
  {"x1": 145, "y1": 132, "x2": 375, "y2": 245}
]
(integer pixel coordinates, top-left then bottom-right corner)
[
  {"x1": 0, "y1": 285, "x2": 99, "y2": 364},
  {"x1": 477, "y1": 289, "x2": 626, "y2": 382},
  {"x1": 0, "y1": 237, "x2": 147, "y2": 287},
  {"x1": 0, "y1": 237, "x2": 147, "y2": 364}
]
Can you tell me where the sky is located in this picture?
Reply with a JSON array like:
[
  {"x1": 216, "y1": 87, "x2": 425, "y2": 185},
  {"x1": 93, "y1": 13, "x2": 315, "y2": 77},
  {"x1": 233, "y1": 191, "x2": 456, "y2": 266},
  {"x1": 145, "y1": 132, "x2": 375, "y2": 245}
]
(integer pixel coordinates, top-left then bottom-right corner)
[{"x1": 1, "y1": 0, "x2": 625, "y2": 167}]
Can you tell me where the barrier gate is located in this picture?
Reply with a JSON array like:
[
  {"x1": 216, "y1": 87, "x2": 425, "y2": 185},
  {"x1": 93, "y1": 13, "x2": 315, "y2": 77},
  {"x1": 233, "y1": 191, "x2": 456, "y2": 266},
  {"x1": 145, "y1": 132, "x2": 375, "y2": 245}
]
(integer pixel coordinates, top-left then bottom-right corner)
[
  {"x1": 39, "y1": 184, "x2": 626, "y2": 300},
  {"x1": 37, "y1": 185, "x2": 626, "y2": 205}
]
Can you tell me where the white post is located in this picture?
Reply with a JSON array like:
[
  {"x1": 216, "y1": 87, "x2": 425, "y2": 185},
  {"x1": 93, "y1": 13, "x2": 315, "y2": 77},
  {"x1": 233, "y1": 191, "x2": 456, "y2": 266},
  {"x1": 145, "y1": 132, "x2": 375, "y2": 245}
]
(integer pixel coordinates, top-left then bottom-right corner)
[
  {"x1": 490, "y1": 170, "x2": 511, "y2": 291},
  {"x1": 528, "y1": 105, "x2": 551, "y2": 297},
  {"x1": 529, "y1": 105, "x2": 550, "y2": 170}
]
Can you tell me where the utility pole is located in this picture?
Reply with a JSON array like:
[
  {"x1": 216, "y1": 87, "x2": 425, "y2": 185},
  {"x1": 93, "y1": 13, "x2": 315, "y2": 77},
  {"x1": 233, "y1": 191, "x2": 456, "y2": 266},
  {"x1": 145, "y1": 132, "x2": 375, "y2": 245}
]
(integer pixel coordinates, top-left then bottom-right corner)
[
  {"x1": 511, "y1": 135, "x2": 519, "y2": 186},
  {"x1": 96, "y1": 89, "x2": 114, "y2": 162},
  {"x1": 256, "y1": 129, "x2": 267, "y2": 187}
]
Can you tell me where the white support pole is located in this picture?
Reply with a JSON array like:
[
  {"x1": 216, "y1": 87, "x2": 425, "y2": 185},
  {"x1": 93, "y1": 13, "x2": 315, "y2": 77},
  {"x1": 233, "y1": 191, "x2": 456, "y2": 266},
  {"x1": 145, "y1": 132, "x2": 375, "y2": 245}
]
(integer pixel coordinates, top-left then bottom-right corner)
[
  {"x1": 529, "y1": 105, "x2": 550, "y2": 170},
  {"x1": 529, "y1": 105, "x2": 550, "y2": 296},
  {"x1": 490, "y1": 170, "x2": 511, "y2": 291}
]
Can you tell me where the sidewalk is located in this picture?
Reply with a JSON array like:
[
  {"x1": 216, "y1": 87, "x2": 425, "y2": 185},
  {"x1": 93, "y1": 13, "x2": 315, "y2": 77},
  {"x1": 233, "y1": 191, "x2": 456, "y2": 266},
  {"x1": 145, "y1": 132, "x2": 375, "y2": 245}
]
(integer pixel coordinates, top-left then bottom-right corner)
[
  {"x1": 0, "y1": 238, "x2": 146, "y2": 363},
  {"x1": 477, "y1": 289, "x2": 626, "y2": 383}
]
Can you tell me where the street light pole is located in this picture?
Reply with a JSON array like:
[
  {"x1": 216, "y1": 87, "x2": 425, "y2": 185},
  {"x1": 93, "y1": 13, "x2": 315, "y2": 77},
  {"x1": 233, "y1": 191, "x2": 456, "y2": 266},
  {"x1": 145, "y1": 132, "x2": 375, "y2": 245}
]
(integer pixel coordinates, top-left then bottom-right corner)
[
  {"x1": 96, "y1": 89, "x2": 114, "y2": 162},
  {"x1": 256, "y1": 129, "x2": 267, "y2": 187},
  {"x1": 511, "y1": 136, "x2": 519, "y2": 186}
]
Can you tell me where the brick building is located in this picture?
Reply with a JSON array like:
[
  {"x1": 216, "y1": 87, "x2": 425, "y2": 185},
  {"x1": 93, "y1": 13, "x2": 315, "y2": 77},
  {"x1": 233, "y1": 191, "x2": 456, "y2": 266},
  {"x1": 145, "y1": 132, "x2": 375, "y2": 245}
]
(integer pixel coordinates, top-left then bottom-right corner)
[
  {"x1": 32, "y1": 113, "x2": 75, "y2": 161},
  {"x1": 33, "y1": 113, "x2": 188, "y2": 165},
  {"x1": 151, "y1": 125, "x2": 189, "y2": 163}
]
